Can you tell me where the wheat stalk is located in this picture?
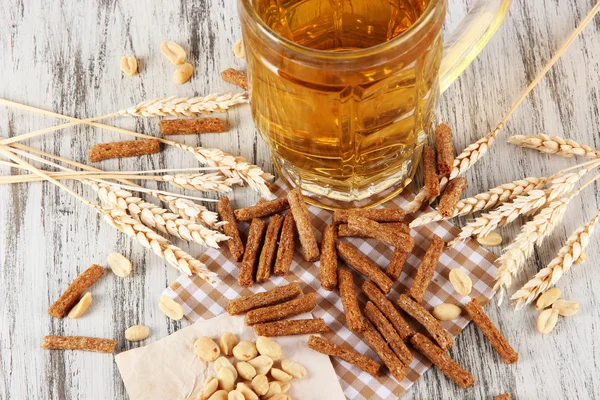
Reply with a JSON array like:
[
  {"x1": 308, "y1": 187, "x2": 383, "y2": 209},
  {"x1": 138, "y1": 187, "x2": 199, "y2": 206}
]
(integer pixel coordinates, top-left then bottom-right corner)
[
  {"x1": 0, "y1": 96, "x2": 273, "y2": 196},
  {"x1": 0, "y1": 93, "x2": 248, "y2": 145},
  {"x1": 494, "y1": 170, "x2": 600, "y2": 305},
  {"x1": 0, "y1": 158, "x2": 221, "y2": 204},
  {"x1": 405, "y1": 4, "x2": 600, "y2": 212},
  {"x1": 448, "y1": 169, "x2": 591, "y2": 246},
  {"x1": 406, "y1": 126, "x2": 501, "y2": 213},
  {"x1": 0, "y1": 170, "x2": 239, "y2": 194},
  {"x1": 410, "y1": 176, "x2": 547, "y2": 227},
  {"x1": 404, "y1": 187, "x2": 431, "y2": 213},
  {"x1": 170, "y1": 144, "x2": 274, "y2": 197},
  {"x1": 508, "y1": 134, "x2": 600, "y2": 159},
  {"x1": 0, "y1": 145, "x2": 214, "y2": 280},
  {"x1": 99, "y1": 207, "x2": 214, "y2": 281},
  {"x1": 91, "y1": 182, "x2": 229, "y2": 248},
  {"x1": 117, "y1": 93, "x2": 249, "y2": 117},
  {"x1": 511, "y1": 207, "x2": 600, "y2": 309},
  {"x1": 7, "y1": 142, "x2": 222, "y2": 227},
  {"x1": 493, "y1": 193, "x2": 576, "y2": 305}
]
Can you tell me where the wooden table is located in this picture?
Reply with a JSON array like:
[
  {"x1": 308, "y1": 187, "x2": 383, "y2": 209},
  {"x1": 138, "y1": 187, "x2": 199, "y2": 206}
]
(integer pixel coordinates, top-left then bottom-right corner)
[{"x1": 1, "y1": 1, "x2": 599, "y2": 399}]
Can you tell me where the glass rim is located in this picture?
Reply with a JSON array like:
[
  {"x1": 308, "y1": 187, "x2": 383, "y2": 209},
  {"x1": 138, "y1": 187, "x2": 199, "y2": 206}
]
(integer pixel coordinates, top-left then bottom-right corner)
[{"x1": 238, "y1": 0, "x2": 444, "y2": 60}]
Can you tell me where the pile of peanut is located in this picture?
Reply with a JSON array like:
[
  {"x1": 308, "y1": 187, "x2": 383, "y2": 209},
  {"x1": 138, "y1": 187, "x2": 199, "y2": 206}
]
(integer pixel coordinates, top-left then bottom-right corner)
[
  {"x1": 190, "y1": 333, "x2": 305, "y2": 400},
  {"x1": 535, "y1": 288, "x2": 579, "y2": 334}
]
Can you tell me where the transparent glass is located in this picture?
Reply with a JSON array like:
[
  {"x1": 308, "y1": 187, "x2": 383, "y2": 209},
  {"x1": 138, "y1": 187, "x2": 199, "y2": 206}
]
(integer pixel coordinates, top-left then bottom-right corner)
[{"x1": 239, "y1": 0, "x2": 511, "y2": 209}]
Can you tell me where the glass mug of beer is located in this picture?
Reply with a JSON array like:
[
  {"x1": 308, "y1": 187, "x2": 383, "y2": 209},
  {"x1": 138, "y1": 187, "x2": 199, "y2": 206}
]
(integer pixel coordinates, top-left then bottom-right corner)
[{"x1": 239, "y1": 0, "x2": 511, "y2": 209}]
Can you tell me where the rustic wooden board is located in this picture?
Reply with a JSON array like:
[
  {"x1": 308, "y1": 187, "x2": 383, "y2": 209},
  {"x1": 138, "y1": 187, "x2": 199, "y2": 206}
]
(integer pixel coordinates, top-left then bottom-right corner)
[{"x1": 1, "y1": 0, "x2": 599, "y2": 399}]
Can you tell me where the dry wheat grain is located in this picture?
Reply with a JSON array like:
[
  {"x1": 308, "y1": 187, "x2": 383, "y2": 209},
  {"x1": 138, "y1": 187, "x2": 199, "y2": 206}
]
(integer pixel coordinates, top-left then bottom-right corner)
[
  {"x1": 162, "y1": 196, "x2": 221, "y2": 227},
  {"x1": 508, "y1": 134, "x2": 600, "y2": 159},
  {"x1": 449, "y1": 170, "x2": 588, "y2": 246},
  {"x1": 99, "y1": 207, "x2": 213, "y2": 281},
  {"x1": 511, "y1": 207, "x2": 600, "y2": 309},
  {"x1": 169, "y1": 144, "x2": 274, "y2": 197},
  {"x1": 494, "y1": 190, "x2": 580, "y2": 305},
  {"x1": 410, "y1": 177, "x2": 546, "y2": 227},
  {"x1": 118, "y1": 93, "x2": 248, "y2": 117},
  {"x1": 161, "y1": 173, "x2": 241, "y2": 193},
  {"x1": 91, "y1": 182, "x2": 229, "y2": 248}
]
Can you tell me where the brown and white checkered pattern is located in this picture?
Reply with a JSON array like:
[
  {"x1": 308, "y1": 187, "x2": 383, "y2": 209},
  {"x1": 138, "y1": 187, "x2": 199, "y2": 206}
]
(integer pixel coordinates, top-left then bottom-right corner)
[{"x1": 163, "y1": 180, "x2": 497, "y2": 399}]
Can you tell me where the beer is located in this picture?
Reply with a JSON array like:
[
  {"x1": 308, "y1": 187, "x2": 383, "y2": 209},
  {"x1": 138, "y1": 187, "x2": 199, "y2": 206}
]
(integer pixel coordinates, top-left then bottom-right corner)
[{"x1": 241, "y1": 0, "x2": 444, "y2": 206}]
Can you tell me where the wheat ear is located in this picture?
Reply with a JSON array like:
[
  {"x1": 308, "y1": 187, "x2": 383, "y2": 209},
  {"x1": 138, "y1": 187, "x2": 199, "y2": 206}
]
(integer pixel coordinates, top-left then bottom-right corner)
[
  {"x1": 410, "y1": 177, "x2": 547, "y2": 227},
  {"x1": 508, "y1": 134, "x2": 600, "y2": 159},
  {"x1": 3, "y1": 149, "x2": 228, "y2": 247},
  {"x1": 494, "y1": 171, "x2": 600, "y2": 304},
  {"x1": 406, "y1": 3, "x2": 600, "y2": 211},
  {"x1": 493, "y1": 193, "x2": 576, "y2": 305},
  {"x1": 90, "y1": 182, "x2": 229, "y2": 249},
  {"x1": 161, "y1": 173, "x2": 241, "y2": 193},
  {"x1": 0, "y1": 93, "x2": 248, "y2": 145},
  {"x1": 0, "y1": 144, "x2": 213, "y2": 280},
  {"x1": 100, "y1": 207, "x2": 214, "y2": 281},
  {"x1": 170, "y1": 144, "x2": 274, "y2": 197},
  {"x1": 117, "y1": 93, "x2": 249, "y2": 116},
  {"x1": 8, "y1": 142, "x2": 221, "y2": 227},
  {"x1": 510, "y1": 207, "x2": 600, "y2": 309},
  {"x1": 0, "y1": 97, "x2": 273, "y2": 196},
  {"x1": 448, "y1": 168, "x2": 593, "y2": 246}
]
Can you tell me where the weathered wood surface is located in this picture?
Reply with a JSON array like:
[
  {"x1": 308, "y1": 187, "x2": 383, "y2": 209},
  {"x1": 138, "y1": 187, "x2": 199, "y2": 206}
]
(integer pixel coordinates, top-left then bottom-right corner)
[{"x1": 1, "y1": 0, "x2": 599, "y2": 399}]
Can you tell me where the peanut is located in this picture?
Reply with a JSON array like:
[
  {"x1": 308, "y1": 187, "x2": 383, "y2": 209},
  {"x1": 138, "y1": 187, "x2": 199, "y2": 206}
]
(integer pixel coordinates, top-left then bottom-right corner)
[
  {"x1": 67, "y1": 292, "x2": 92, "y2": 319},
  {"x1": 537, "y1": 308, "x2": 559, "y2": 334},
  {"x1": 248, "y1": 355, "x2": 273, "y2": 375},
  {"x1": 476, "y1": 231, "x2": 503, "y2": 246},
  {"x1": 160, "y1": 41, "x2": 186, "y2": 65},
  {"x1": 448, "y1": 268, "x2": 473, "y2": 296},
  {"x1": 194, "y1": 337, "x2": 220, "y2": 362},
  {"x1": 124, "y1": 325, "x2": 150, "y2": 342},
  {"x1": 251, "y1": 374, "x2": 269, "y2": 396},
  {"x1": 275, "y1": 381, "x2": 290, "y2": 393},
  {"x1": 233, "y1": 341, "x2": 258, "y2": 361},
  {"x1": 208, "y1": 390, "x2": 228, "y2": 400},
  {"x1": 220, "y1": 332, "x2": 238, "y2": 356},
  {"x1": 158, "y1": 295, "x2": 184, "y2": 320},
  {"x1": 262, "y1": 382, "x2": 281, "y2": 399},
  {"x1": 270, "y1": 368, "x2": 292, "y2": 382},
  {"x1": 552, "y1": 299, "x2": 579, "y2": 316},
  {"x1": 236, "y1": 361, "x2": 257, "y2": 380},
  {"x1": 119, "y1": 56, "x2": 138, "y2": 76},
  {"x1": 268, "y1": 395, "x2": 289, "y2": 400},
  {"x1": 218, "y1": 367, "x2": 236, "y2": 391},
  {"x1": 107, "y1": 252, "x2": 132, "y2": 277},
  {"x1": 256, "y1": 336, "x2": 281, "y2": 360},
  {"x1": 174, "y1": 63, "x2": 193, "y2": 85},
  {"x1": 228, "y1": 390, "x2": 244, "y2": 400},
  {"x1": 236, "y1": 382, "x2": 258, "y2": 400},
  {"x1": 201, "y1": 376, "x2": 219, "y2": 400},
  {"x1": 535, "y1": 288, "x2": 561, "y2": 310},
  {"x1": 214, "y1": 356, "x2": 238, "y2": 380},
  {"x1": 233, "y1": 39, "x2": 245, "y2": 59},
  {"x1": 281, "y1": 359, "x2": 306, "y2": 379},
  {"x1": 432, "y1": 303, "x2": 462, "y2": 321}
]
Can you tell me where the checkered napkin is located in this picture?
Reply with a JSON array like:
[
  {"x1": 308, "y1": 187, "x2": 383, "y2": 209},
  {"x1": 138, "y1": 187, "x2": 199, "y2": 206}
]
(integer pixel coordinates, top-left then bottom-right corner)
[{"x1": 162, "y1": 180, "x2": 498, "y2": 399}]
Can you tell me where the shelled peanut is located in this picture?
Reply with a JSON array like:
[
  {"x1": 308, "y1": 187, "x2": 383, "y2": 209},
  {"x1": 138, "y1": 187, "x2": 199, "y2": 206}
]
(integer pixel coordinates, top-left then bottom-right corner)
[{"x1": 191, "y1": 333, "x2": 305, "y2": 400}]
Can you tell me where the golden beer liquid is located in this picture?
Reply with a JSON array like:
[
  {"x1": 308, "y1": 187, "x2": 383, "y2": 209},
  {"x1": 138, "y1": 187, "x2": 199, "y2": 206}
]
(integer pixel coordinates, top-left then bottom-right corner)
[{"x1": 243, "y1": 0, "x2": 443, "y2": 204}]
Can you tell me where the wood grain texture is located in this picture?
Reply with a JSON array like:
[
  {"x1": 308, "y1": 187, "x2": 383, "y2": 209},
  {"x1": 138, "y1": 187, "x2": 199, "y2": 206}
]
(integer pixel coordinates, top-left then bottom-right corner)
[{"x1": 1, "y1": 0, "x2": 599, "y2": 399}]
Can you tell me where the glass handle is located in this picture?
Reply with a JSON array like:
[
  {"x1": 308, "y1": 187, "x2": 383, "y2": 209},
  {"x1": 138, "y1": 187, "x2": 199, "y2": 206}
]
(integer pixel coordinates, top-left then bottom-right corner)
[{"x1": 439, "y1": 0, "x2": 512, "y2": 93}]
